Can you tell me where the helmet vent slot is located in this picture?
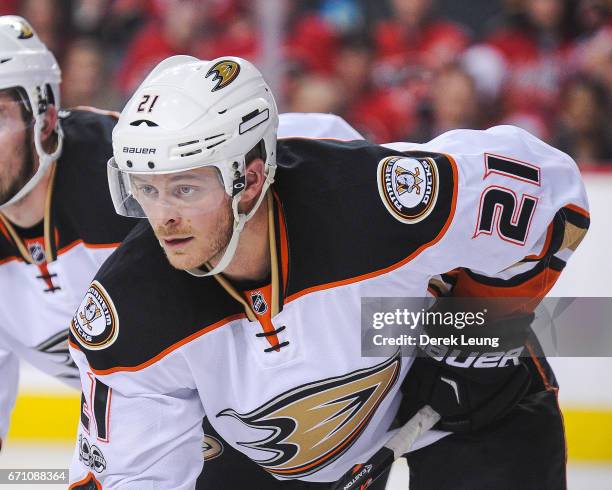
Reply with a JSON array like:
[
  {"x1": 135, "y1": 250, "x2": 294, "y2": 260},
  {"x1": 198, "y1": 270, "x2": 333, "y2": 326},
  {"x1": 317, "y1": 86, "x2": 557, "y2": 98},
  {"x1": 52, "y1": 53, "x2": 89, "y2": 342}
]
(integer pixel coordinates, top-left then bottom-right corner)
[
  {"x1": 206, "y1": 140, "x2": 226, "y2": 150},
  {"x1": 205, "y1": 134, "x2": 224, "y2": 141},
  {"x1": 178, "y1": 139, "x2": 199, "y2": 147},
  {"x1": 180, "y1": 149, "x2": 202, "y2": 157}
]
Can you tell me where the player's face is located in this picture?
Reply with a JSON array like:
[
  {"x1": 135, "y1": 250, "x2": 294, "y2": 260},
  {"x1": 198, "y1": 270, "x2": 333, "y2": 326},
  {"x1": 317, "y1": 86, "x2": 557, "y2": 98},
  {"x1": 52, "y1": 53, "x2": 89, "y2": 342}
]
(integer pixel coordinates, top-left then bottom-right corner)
[
  {"x1": 132, "y1": 167, "x2": 233, "y2": 270},
  {"x1": 0, "y1": 90, "x2": 35, "y2": 205}
]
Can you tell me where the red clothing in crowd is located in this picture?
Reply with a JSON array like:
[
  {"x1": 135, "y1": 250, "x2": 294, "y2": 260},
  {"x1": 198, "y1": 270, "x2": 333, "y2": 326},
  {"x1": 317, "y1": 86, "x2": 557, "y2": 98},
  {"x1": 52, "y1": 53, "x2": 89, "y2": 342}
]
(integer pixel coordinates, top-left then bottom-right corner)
[
  {"x1": 374, "y1": 18, "x2": 469, "y2": 71},
  {"x1": 285, "y1": 14, "x2": 339, "y2": 74},
  {"x1": 116, "y1": 21, "x2": 178, "y2": 96},
  {"x1": 486, "y1": 27, "x2": 575, "y2": 116}
]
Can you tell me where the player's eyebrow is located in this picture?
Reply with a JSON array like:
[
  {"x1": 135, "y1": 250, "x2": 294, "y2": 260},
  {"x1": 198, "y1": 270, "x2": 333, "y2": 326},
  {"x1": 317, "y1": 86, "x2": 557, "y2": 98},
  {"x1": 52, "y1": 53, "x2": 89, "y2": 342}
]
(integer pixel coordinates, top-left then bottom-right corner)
[
  {"x1": 166, "y1": 172, "x2": 204, "y2": 182},
  {"x1": 131, "y1": 172, "x2": 207, "y2": 185}
]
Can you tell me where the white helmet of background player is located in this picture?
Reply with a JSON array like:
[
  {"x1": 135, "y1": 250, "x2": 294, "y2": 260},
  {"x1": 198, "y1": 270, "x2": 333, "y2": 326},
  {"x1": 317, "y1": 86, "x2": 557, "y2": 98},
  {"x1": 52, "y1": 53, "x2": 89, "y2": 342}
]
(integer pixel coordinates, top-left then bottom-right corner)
[
  {"x1": 0, "y1": 15, "x2": 62, "y2": 208},
  {"x1": 108, "y1": 55, "x2": 279, "y2": 275}
]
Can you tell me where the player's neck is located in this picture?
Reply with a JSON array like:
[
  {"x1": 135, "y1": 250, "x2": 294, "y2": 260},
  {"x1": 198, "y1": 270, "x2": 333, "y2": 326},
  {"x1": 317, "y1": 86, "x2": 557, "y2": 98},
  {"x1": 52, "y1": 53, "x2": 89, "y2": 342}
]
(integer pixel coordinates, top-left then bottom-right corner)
[
  {"x1": 221, "y1": 197, "x2": 271, "y2": 284},
  {"x1": 1, "y1": 162, "x2": 52, "y2": 229}
]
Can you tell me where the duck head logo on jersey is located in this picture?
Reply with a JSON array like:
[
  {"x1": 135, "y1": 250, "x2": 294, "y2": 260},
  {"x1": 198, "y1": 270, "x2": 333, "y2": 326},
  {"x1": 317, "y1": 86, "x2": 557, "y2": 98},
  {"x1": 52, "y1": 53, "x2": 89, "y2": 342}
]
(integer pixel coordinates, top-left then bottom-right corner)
[
  {"x1": 217, "y1": 353, "x2": 401, "y2": 479},
  {"x1": 396, "y1": 166, "x2": 423, "y2": 195},
  {"x1": 250, "y1": 291, "x2": 268, "y2": 315},
  {"x1": 377, "y1": 156, "x2": 438, "y2": 224},
  {"x1": 79, "y1": 297, "x2": 102, "y2": 331},
  {"x1": 205, "y1": 60, "x2": 240, "y2": 92},
  {"x1": 71, "y1": 281, "x2": 119, "y2": 350}
]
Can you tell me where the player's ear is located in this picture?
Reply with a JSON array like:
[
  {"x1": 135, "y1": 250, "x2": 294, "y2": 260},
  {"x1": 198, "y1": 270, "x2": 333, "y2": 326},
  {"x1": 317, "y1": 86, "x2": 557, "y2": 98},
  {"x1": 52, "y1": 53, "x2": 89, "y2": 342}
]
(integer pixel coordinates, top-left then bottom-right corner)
[
  {"x1": 40, "y1": 104, "x2": 58, "y2": 140},
  {"x1": 240, "y1": 157, "x2": 266, "y2": 209}
]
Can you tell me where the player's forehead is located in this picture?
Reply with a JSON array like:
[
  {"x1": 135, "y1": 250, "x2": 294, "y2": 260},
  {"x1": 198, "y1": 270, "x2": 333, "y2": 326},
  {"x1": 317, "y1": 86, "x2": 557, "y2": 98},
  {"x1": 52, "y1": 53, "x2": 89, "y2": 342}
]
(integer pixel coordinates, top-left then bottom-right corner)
[{"x1": 130, "y1": 166, "x2": 219, "y2": 185}]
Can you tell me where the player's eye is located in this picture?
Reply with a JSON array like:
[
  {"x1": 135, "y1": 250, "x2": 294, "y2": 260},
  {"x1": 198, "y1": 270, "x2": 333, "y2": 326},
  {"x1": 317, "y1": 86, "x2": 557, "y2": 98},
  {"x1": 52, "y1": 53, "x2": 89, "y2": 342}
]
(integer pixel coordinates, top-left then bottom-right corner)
[
  {"x1": 175, "y1": 185, "x2": 198, "y2": 197},
  {"x1": 136, "y1": 184, "x2": 158, "y2": 197}
]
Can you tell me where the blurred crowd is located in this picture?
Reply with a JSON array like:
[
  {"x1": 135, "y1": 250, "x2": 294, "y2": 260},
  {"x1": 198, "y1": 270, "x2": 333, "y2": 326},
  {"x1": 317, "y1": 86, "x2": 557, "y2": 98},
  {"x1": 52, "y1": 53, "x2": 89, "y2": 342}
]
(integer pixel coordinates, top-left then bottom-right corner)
[{"x1": 1, "y1": 0, "x2": 610, "y2": 164}]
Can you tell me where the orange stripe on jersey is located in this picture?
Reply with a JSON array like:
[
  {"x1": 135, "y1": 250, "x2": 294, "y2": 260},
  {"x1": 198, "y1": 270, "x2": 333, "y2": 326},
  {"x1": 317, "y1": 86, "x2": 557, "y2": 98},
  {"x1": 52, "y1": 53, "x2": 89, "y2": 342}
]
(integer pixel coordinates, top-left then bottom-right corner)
[
  {"x1": 564, "y1": 203, "x2": 590, "y2": 219},
  {"x1": 450, "y1": 266, "x2": 561, "y2": 317},
  {"x1": 82, "y1": 241, "x2": 122, "y2": 250},
  {"x1": 242, "y1": 284, "x2": 281, "y2": 350},
  {"x1": 526, "y1": 342, "x2": 557, "y2": 393},
  {"x1": 0, "y1": 239, "x2": 120, "y2": 267},
  {"x1": 524, "y1": 220, "x2": 554, "y2": 261},
  {"x1": 273, "y1": 191, "x2": 289, "y2": 294},
  {"x1": 68, "y1": 472, "x2": 102, "y2": 489},
  {"x1": 70, "y1": 313, "x2": 245, "y2": 375},
  {"x1": 0, "y1": 255, "x2": 20, "y2": 266},
  {"x1": 286, "y1": 153, "x2": 459, "y2": 304},
  {"x1": 0, "y1": 219, "x2": 10, "y2": 241}
]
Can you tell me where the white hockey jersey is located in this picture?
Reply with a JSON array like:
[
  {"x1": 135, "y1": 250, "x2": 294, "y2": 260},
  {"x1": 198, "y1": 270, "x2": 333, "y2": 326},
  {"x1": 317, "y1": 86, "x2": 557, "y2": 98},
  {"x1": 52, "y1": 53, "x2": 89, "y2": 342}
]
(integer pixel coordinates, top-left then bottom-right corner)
[
  {"x1": 0, "y1": 109, "x2": 133, "y2": 443},
  {"x1": 0, "y1": 111, "x2": 362, "y2": 444},
  {"x1": 68, "y1": 126, "x2": 589, "y2": 488}
]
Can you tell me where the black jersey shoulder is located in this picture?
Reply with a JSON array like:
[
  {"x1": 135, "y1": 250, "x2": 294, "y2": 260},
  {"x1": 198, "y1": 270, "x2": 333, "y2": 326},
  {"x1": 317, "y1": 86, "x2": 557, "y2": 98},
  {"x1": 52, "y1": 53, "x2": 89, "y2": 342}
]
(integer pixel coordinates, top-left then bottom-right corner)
[
  {"x1": 52, "y1": 109, "x2": 135, "y2": 248},
  {"x1": 69, "y1": 220, "x2": 243, "y2": 372},
  {"x1": 275, "y1": 138, "x2": 457, "y2": 296}
]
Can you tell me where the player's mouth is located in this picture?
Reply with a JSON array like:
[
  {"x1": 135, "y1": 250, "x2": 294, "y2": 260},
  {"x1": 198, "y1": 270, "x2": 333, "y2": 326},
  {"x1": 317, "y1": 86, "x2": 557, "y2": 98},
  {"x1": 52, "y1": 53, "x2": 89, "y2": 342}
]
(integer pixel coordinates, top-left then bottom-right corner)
[{"x1": 161, "y1": 237, "x2": 194, "y2": 248}]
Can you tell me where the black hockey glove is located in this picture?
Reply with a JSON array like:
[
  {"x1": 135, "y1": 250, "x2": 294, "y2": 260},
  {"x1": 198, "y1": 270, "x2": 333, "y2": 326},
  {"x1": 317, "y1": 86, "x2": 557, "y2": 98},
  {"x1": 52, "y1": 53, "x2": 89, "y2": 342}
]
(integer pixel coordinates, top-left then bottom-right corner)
[{"x1": 399, "y1": 310, "x2": 534, "y2": 433}]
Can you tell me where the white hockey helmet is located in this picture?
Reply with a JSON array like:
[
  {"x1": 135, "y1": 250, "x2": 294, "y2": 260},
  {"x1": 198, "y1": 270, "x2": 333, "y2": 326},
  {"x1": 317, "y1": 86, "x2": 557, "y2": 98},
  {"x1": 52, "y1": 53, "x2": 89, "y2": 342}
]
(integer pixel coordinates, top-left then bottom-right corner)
[
  {"x1": 0, "y1": 15, "x2": 63, "y2": 209},
  {"x1": 108, "y1": 55, "x2": 279, "y2": 275}
]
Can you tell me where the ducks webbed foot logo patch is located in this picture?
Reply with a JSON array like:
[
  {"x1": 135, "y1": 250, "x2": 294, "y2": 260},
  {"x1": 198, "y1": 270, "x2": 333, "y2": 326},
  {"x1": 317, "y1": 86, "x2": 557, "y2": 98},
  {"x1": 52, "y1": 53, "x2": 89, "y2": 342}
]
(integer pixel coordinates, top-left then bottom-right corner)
[{"x1": 217, "y1": 353, "x2": 401, "y2": 478}]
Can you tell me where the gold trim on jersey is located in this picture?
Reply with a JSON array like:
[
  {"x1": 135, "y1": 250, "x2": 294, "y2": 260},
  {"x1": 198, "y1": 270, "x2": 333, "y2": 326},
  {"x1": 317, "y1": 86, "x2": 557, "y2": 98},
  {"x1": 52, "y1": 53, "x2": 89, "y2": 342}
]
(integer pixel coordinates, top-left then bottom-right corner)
[
  {"x1": 212, "y1": 190, "x2": 281, "y2": 322},
  {"x1": 217, "y1": 352, "x2": 402, "y2": 478},
  {"x1": 0, "y1": 162, "x2": 57, "y2": 264}
]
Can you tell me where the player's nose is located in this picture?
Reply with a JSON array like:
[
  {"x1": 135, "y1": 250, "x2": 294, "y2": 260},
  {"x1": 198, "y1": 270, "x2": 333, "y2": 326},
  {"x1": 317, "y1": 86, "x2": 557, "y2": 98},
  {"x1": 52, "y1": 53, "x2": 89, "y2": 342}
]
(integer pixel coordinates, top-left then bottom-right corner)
[{"x1": 151, "y1": 203, "x2": 182, "y2": 228}]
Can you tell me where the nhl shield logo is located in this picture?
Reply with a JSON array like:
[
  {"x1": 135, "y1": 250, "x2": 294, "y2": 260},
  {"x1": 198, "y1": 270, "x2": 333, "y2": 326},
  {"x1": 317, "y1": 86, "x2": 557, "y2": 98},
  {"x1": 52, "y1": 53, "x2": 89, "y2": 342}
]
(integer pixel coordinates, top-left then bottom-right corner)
[
  {"x1": 377, "y1": 156, "x2": 439, "y2": 224},
  {"x1": 27, "y1": 241, "x2": 46, "y2": 265},
  {"x1": 70, "y1": 280, "x2": 119, "y2": 350},
  {"x1": 250, "y1": 291, "x2": 268, "y2": 315}
]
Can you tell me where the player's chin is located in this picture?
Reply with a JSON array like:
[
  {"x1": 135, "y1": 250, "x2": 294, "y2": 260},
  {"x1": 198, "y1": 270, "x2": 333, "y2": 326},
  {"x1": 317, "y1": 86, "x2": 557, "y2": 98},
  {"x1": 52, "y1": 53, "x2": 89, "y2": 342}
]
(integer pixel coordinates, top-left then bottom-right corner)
[{"x1": 163, "y1": 245, "x2": 207, "y2": 271}]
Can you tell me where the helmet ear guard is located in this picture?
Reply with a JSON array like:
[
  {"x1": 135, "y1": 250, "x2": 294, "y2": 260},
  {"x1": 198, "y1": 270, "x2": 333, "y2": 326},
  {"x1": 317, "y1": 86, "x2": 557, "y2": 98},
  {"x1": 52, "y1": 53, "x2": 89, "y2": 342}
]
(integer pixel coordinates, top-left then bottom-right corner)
[{"x1": 0, "y1": 16, "x2": 62, "y2": 209}]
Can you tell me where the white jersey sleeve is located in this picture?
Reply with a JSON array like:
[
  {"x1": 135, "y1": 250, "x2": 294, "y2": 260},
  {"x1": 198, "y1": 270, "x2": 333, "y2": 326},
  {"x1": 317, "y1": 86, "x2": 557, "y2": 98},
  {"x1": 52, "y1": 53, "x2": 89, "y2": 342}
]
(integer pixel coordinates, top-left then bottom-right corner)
[
  {"x1": 0, "y1": 338, "x2": 19, "y2": 446},
  {"x1": 278, "y1": 113, "x2": 364, "y2": 140},
  {"x1": 386, "y1": 125, "x2": 589, "y2": 302},
  {"x1": 68, "y1": 345, "x2": 205, "y2": 489}
]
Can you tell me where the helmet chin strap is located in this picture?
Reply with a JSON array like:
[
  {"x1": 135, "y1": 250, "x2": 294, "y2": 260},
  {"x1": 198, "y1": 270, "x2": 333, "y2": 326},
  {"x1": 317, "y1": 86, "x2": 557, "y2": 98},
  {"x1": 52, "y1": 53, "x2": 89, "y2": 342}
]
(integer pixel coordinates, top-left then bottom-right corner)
[
  {"x1": 0, "y1": 115, "x2": 63, "y2": 209},
  {"x1": 187, "y1": 168, "x2": 275, "y2": 278}
]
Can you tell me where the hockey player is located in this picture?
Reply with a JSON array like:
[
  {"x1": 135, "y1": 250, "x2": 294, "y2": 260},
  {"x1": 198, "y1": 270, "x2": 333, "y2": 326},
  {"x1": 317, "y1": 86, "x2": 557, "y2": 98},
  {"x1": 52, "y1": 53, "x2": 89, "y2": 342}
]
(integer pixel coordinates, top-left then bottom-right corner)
[
  {"x1": 0, "y1": 17, "x2": 364, "y2": 489},
  {"x1": 68, "y1": 55, "x2": 589, "y2": 489},
  {"x1": 0, "y1": 16, "x2": 134, "y2": 450}
]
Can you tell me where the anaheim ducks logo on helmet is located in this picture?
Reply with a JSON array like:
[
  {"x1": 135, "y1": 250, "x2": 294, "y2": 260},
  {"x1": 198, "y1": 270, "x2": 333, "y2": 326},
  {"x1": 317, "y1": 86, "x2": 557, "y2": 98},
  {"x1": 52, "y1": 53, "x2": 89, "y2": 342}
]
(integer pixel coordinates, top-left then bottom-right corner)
[
  {"x1": 205, "y1": 59, "x2": 241, "y2": 92},
  {"x1": 1, "y1": 17, "x2": 34, "y2": 39},
  {"x1": 217, "y1": 353, "x2": 401, "y2": 479}
]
